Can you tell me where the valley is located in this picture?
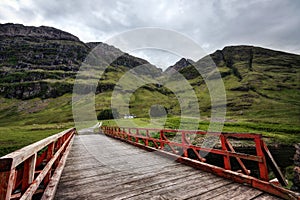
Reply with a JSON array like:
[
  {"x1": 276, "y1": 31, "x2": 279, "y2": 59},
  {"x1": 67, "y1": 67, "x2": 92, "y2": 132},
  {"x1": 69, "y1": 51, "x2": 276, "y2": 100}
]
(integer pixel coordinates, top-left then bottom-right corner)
[{"x1": 0, "y1": 23, "x2": 299, "y2": 160}]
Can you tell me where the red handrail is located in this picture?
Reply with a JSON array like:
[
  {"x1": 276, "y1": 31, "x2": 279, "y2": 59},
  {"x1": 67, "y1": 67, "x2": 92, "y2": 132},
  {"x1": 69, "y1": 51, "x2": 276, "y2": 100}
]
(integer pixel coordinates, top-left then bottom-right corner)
[
  {"x1": 0, "y1": 128, "x2": 76, "y2": 200},
  {"x1": 101, "y1": 126, "x2": 286, "y2": 186}
]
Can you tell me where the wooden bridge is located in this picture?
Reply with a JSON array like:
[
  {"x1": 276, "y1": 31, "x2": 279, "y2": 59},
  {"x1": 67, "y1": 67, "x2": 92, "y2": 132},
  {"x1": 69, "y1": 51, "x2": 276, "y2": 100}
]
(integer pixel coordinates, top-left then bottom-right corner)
[{"x1": 0, "y1": 126, "x2": 299, "y2": 199}]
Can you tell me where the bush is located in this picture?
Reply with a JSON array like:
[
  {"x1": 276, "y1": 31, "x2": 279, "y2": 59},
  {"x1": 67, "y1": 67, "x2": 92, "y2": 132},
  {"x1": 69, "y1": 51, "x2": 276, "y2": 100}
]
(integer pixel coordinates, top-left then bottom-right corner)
[{"x1": 97, "y1": 108, "x2": 119, "y2": 120}]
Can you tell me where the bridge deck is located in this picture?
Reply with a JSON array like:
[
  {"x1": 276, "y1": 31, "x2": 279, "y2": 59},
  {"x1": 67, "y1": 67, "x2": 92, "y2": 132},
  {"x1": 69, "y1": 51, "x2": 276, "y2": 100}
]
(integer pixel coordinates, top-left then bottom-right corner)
[{"x1": 54, "y1": 134, "x2": 280, "y2": 199}]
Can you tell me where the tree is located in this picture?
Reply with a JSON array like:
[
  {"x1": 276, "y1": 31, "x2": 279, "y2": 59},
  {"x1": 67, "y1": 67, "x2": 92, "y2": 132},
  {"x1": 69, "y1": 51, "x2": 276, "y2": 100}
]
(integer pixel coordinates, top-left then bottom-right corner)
[{"x1": 97, "y1": 108, "x2": 119, "y2": 120}]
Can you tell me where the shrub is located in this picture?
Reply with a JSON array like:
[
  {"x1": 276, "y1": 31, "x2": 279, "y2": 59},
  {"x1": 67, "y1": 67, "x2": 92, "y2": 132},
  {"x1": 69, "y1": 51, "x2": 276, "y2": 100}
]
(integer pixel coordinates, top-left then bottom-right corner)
[{"x1": 97, "y1": 108, "x2": 119, "y2": 120}]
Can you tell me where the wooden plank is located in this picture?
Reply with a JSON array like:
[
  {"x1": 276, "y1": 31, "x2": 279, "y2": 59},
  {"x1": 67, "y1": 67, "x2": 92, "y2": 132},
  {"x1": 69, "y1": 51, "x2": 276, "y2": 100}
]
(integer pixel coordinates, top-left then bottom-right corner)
[
  {"x1": 61, "y1": 152, "x2": 175, "y2": 174},
  {"x1": 93, "y1": 172, "x2": 210, "y2": 199},
  {"x1": 144, "y1": 176, "x2": 232, "y2": 200},
  {"x1": 58, "y1": 165, "x2": 195, "y2": 196},
  {"x1": 59, "y1": 165, "x2": 115, "y2": 183},
  {"x1": 209, "y1": 184, "x2": 262, "y2": 200},
  {"x1": 61, "y1": 161, "x2": 103, "y2": 172},
  {"x1": 56, "y1": 166, "x2": 204, "y2": 199},
  {"x1": 189, "y1": 182, "x2": 240, "y2": 200},
  {"x1": 172, "y1": 179, "x2": 233, "y2": 199},
  {"x1": 252, "y1": 193, "x2": 283, "y2": 200},
  {"x1": 230, "y1": 187, "x2": 264, "y2": 200},
  {"x1": 59, "y1": 162, "x2": 181, "y2": 185},
  {"x1": 122, "y1": 173, "x2": 220, "y2": 200}
]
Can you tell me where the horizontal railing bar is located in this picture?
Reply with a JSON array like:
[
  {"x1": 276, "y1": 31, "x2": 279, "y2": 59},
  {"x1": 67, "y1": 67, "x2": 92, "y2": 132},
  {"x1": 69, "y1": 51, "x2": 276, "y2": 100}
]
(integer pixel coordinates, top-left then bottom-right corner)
[
  {"x1": 115, "y1": 126, "x2": 262, "y2": 139},
  {"x1": 223, "y1": 133, "x2": 262, "y2": 139},
  {"x1": 114, "y1": 132, "x2": 263, "y2": 162}
]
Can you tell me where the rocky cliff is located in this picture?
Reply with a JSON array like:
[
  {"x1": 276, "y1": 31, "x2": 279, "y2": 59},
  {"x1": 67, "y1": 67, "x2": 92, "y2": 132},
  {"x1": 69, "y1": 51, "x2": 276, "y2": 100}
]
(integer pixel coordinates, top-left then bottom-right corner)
[
  {"x1": 0, "y1": 23, "x2": 159, "y2": 99},
  {"x1": 0, "y1": 23, "x2": 80, "y2": 41}
]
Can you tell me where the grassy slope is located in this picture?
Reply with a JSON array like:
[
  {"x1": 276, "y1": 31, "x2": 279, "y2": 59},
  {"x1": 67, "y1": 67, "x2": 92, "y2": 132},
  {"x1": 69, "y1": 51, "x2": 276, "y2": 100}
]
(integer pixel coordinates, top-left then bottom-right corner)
[
  {"x1": 0, "y1": 48, "x2": 299, "y2": 157},
  {"x1": 0, "y1": 73, "x2": 299, "y2": 156}
]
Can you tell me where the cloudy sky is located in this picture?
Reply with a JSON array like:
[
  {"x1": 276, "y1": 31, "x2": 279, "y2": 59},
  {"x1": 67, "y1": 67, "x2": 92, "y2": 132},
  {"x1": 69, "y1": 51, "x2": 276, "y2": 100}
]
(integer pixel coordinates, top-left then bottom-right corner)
[{"x1": 0, "y1": 0, "x2": 299, "y2": 69}]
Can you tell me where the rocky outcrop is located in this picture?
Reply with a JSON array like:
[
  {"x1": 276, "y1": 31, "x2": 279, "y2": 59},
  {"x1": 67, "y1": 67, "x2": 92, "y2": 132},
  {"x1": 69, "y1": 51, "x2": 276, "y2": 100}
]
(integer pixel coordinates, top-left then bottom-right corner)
[
  {"x1": 0, "y1": 23, "x2": 159, "y2": 99},
  {"x1": 165, "y1": 58, "x2": 194, "y2": 72},
  {"x1": 0, "y1": 23, "x2": 80, "y2": 41}
]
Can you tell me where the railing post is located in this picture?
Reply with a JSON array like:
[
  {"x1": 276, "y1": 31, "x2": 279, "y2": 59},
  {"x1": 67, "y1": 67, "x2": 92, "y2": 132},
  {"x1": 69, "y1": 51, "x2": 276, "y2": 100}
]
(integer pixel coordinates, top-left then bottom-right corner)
[
  {"x1": 44, "y1": 142, "x2": 54, "y2": 186},
  {"x1": 160, "y1": 130, "x2": 164, "y2": 149},
  {"x1": 255, "y1": 137, "x2": 269, "y2": 181},
  {"x1": 54, "y1": 138, "x2": 62, "y2": 169},
  {"x1": 127, "y1": 128, "x2": 131, "y2": 141},
  {"x1": 136, "y1": 129, "x2": 139, "y2": 143},
  {"x1": 182, "y1": 132, "x2": 188, "y2": 157},
  {"x1": 220, "y1": 134, "x2": 231, "y2": 170},
  {"x1": 0, "y1": 158, "x2": 15, "y2": 200},
  {"x1": 145, "y1": 130, "x2": 149, "y2": 146},
  {"x1": 22, "y1": 153, "x2": 37, "y2": 193}
]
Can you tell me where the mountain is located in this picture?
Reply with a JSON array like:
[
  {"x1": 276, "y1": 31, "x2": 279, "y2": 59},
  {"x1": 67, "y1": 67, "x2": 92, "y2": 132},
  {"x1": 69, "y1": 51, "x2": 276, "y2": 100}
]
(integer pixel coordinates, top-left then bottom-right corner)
[
  {"x1": 167, "y1": 45, "x2": 300, "y2": 124},
  {"x1": 0, "y1": 23, "x2": 299, "y2": 127},
  {"x1": 0, "y1": 23, "x2": 169, "y2": 128},
  {"x1": 0, "y1": 23, "x2": 160, "y2": 99},
  {"x1": 165, "y1": 58, "x2": 194, "y2": 72}
]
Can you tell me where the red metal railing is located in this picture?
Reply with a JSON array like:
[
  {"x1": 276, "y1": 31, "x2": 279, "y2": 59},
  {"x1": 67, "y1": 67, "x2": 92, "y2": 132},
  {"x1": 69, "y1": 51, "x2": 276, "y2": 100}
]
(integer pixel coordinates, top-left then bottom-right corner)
[
  {"x1": 0, "y1": 128, "x2": 76, "y2": 200},
  {"x1": 101, "y1": 126, "x2": 287, "y2": 186}
]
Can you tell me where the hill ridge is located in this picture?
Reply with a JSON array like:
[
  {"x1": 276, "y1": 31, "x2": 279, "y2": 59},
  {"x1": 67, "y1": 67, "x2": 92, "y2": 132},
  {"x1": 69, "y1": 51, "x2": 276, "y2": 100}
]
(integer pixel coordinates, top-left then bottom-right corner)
[{"x1": 0, "y1": 23, "x2": 80, "y2": 41}]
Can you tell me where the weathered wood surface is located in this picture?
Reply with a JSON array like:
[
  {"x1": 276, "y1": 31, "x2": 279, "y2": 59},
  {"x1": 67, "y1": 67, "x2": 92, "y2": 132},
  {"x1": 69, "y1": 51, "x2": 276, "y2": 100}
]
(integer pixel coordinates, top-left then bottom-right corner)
[{"x1": 55, "y1": 133, "x2": 280, "y2": 199}]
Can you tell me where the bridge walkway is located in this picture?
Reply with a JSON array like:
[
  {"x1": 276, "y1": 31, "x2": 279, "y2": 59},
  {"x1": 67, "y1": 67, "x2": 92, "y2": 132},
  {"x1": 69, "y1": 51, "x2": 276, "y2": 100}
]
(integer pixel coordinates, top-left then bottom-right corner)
[{"x1": 54, "y1": 134, "x2": 279, "y2": 199}]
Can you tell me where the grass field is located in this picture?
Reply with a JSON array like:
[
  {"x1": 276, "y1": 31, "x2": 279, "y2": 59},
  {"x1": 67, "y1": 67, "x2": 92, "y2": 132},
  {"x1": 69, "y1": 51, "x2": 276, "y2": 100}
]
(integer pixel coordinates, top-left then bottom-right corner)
[
  {"x1": 1, "y1": 115, "x2": 299, "y2": 157},
  {"x1": 0, "y1": 122, "x2": 73, "y2": 157}
]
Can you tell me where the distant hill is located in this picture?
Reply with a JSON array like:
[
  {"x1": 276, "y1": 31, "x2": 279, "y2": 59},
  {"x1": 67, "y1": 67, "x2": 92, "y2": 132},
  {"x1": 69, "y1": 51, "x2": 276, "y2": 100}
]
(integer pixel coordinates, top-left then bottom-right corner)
[
  {"x1": 0, "y1": 23, "x2": 299, "y2": 126},
  {"x1": 167, "y1": 45, "x2": 300, "y2": 124}
]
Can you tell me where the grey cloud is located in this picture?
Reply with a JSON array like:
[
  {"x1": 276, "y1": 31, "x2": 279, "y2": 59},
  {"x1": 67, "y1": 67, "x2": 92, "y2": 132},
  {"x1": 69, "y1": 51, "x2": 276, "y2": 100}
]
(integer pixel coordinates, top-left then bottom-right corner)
[{"x1": 0, "y1": 0, "x2": 299, "y2": 68}]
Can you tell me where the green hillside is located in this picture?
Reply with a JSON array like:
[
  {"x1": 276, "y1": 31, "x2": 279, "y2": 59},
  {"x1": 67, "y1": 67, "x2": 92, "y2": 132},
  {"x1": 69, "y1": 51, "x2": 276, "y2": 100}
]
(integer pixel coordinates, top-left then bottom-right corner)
[
  {"x1": 0, "y1": 24, "x2": 299, "y2": 156},
  {"x1": 170, "y1": 46, "x2": 300, "y2": 125}
]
